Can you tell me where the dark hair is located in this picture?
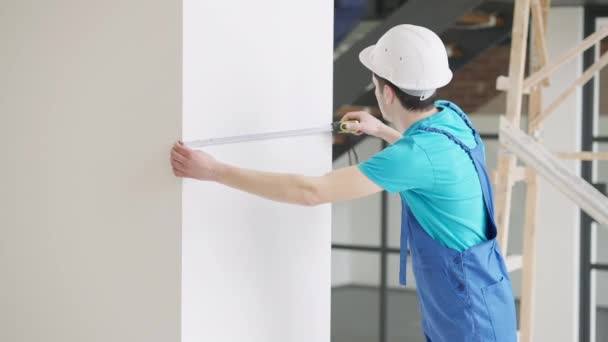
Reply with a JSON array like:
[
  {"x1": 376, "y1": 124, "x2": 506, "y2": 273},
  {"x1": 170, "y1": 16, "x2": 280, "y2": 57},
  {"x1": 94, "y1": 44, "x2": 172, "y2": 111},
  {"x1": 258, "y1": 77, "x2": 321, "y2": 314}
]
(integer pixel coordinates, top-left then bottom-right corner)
[{"x1": 373, "y1": 73, "x2": 437, "y2": 112}]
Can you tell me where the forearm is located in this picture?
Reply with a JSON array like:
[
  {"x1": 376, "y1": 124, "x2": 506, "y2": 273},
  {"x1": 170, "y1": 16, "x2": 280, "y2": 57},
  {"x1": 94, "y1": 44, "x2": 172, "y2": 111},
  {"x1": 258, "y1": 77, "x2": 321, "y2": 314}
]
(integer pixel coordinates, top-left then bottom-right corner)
[
  {"x1": 171, "y1": 141, "x2": 381, "y2": 204},
  {"x1": 378, "y1": 125, "x2": 402, "y2": 144},
  {"x1": 214, "y1": 163, "x2": 321, "y2": 206}
]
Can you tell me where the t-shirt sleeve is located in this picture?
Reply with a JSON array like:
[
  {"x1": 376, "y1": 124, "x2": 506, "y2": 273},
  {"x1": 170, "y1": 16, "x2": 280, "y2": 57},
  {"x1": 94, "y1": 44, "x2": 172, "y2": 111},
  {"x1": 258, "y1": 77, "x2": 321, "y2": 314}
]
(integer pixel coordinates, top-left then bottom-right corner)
[{"x1": 357, "y1": 139, "x2": 434, "y2": 193}]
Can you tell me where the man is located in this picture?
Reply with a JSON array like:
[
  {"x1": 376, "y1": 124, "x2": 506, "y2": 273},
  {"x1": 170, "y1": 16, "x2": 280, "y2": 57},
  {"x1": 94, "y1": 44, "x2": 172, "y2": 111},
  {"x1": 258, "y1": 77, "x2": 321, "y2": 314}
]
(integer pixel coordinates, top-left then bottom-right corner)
[{"x1": 171, "y1": 24, "x2": 517, "y2": 342}]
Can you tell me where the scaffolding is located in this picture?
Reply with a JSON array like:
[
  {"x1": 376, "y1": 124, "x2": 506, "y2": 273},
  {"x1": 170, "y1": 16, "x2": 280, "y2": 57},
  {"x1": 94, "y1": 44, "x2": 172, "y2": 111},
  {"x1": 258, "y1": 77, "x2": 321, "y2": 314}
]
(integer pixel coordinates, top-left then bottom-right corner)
[{"x1": 493, "y1": 0, "x2": 608, "y2": 340}]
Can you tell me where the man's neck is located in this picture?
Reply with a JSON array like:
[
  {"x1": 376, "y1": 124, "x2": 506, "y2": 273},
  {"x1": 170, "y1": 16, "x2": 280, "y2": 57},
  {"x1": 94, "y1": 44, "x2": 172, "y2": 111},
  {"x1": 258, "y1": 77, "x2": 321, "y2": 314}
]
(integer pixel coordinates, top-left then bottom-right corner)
[{"x1": 394, "y1": 106, "x2": 439, "y2": 133}]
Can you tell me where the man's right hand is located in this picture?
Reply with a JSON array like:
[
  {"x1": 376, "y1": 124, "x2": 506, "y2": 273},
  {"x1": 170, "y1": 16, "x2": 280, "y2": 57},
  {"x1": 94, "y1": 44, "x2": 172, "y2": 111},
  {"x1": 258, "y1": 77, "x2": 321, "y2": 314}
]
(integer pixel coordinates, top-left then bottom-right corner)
[
  {"x1": 341, "y1": 111, "x2": 401, "y2": 144},
  {"x1": 340, "y1": 111, "x2": 384, "y2": 137}
]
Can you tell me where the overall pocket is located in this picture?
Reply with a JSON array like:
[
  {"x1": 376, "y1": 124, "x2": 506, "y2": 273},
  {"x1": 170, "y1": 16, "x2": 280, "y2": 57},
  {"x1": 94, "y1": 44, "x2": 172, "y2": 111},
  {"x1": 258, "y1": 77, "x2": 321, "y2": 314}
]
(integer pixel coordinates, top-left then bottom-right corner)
[
  {"x1": 413, "y1": 256, "x2": 470, "y2": 306},
  {"x1": 481, "y1": 276, "x2": 517, "y2": 342}
]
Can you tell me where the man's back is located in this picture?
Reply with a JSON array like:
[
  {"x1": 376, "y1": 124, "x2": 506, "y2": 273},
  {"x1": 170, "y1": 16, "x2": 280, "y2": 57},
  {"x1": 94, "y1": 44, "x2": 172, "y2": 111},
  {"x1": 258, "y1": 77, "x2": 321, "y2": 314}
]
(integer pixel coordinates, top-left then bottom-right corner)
[{"x1": 358, "y1": 101, "x2": 488, "y2": 251}]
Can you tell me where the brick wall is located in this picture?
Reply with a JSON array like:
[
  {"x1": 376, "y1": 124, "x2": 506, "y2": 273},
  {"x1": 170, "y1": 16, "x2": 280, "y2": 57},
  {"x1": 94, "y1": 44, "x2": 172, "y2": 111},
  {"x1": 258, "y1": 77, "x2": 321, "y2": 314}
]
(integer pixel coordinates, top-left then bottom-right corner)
[
  {"x1": 438, "y1": 44, "x2": 511, "y2": 113},
  {"x1": 439, "y1": 40, "x2": 608, "y2": 115}
]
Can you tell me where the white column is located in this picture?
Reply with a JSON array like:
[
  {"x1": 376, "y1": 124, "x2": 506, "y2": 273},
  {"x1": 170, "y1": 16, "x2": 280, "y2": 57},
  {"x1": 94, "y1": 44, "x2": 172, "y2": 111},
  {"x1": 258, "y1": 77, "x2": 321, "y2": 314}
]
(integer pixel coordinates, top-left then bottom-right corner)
[
  {"x1": 181, "y1": 1, "x2": 332, "y2": 342},
  {"x1": 533, "y1": 7, "x2": 583, "y2": 342}
]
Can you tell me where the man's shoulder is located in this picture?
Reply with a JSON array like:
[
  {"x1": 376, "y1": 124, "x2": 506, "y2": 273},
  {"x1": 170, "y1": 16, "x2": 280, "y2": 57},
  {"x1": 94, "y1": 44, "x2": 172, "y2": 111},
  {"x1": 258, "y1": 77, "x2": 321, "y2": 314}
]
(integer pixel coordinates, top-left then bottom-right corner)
[
  {"x1": 406, "y1": 127, "x2": 452, "y2": 149},
  {"x1": 392, "y1": 134, "x2": 430, "y2": 154}
]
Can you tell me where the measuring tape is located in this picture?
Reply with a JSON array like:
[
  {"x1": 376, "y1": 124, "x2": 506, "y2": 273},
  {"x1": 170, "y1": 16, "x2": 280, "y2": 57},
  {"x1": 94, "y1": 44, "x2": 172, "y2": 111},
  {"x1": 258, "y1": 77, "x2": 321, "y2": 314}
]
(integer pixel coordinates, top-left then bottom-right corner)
[{"x1": 185, "y1": 121, "x2": 358, "y2": 148}]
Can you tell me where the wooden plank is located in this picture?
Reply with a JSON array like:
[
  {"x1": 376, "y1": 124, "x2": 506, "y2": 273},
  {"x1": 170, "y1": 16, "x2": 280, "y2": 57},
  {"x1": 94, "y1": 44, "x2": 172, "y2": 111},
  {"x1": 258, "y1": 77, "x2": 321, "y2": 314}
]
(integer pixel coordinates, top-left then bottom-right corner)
[
  {"x1": 519, "y1": 2, "x2": 549, "y2": 341},
  {"x1": 556, "y1": 152, "x2": 608, "y2": 160},
  {"x1": 495, "y1": 0, "x2": 531, "y2": 252},
  {"x1": 530, "y1": 49, "x2": 608, "y2": 127},
  {"x1": 520, "y1": 170, "x2": 539, "y2": 342},
  {"x1": 519, "y1": 7, "x2": 548, "y2": 333},
  {"x1": 531, "y1": 0, "x2": 550, "y2": 86},
  {"x1": 505, "y1": 0, "x2": 531, "y2": 125},
  {"x1": 523, "y1": 25, "x2": 608, "y2": 92},
  {"x1": 500, "y1": 116, "x2": 608, "y2": 225},
  {"x1": 494, "y1": 156, "x2": 516, "y2": 252}
]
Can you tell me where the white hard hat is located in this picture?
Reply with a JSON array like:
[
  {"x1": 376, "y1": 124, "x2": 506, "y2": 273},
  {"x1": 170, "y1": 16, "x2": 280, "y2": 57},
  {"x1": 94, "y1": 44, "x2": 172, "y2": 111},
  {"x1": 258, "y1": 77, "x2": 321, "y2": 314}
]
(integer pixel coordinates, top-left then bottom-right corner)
[{"x1": 359, "y1": 24, "x2": 453, "y2": 100}]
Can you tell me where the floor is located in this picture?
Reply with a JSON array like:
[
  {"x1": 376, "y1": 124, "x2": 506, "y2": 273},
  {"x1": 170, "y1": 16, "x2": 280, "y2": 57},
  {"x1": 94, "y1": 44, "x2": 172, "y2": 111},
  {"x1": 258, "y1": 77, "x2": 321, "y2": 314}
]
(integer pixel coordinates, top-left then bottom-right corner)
[
  {"x1": 331, "y1": 286, "x2": 608, "y2": 342},
  {"x1": 331, "y1": 286, "x2": 426, "y2": 342}
]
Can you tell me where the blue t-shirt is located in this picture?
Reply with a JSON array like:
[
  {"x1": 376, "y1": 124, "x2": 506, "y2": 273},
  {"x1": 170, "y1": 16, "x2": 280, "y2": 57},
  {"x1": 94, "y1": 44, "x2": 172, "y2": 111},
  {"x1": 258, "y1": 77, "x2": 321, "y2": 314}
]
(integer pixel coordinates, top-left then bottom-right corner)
[{"x1": 358, "y1": 101, "x2": 488, "y2": 251}]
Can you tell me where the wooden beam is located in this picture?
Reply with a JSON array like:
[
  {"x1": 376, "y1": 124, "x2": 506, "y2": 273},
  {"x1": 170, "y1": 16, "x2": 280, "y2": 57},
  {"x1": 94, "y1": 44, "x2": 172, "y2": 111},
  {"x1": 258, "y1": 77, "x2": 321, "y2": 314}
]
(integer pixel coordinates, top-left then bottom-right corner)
[
  {"x1": 500, "y1": 116, "x2": 608, "y2": 225},
  {"x1": 495, "y1": 0, "x2": 531, "y2": 253},
  {"x1": 515, "y1": 2, "x2": 549, "y2": 341},
  {"x1": 494, "y1": 156, "x2": 517, "y2": 253},
  {"x1": 523, "y1": 25, "x2": 608, "y2": 93},
  {"x1": 531, "y1": 0, "x2": 550, "y2": 86},
  {"x1": 520, "y1": 170, "x2": 539, "y2": 342},
  {"x1": 530, "y1": 49, "x2": 608, "y2": 127},
  {"x1": 519, "y1": 0, "x2": 548, "y2": 332},
  {"x1": 556, "y1": 152, "x2": 608, "y2": 160},
  {"x1": 505, "y1": 0, "x2": 531, "y2": 126}
]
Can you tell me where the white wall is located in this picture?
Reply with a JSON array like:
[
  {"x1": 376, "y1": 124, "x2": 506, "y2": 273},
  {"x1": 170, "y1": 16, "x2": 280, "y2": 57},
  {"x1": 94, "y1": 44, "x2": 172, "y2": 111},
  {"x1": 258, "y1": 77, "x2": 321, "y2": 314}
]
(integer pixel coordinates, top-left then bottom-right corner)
[
  {"x1": 0, "y1": 1, "x2": 182, "y2": 341},
  {"x1": 181, "y1": 1, "x2": 332, "y2": 342}
]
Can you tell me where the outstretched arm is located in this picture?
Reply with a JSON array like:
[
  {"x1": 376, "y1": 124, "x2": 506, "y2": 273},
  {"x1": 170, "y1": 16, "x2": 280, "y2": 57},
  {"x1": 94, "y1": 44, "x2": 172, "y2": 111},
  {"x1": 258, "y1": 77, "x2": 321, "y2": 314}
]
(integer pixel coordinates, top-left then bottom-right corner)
[{"x1": 170, "y1": 142, "x2": 382, "y2": 206}]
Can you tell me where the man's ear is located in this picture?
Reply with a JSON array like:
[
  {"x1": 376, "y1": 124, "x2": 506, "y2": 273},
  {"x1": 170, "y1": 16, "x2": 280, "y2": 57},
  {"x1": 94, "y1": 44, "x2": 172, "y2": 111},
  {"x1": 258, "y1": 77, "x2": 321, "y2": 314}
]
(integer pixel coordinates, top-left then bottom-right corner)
[{"x1": 383, "y1": 84, "x2": 395, "y2": 104}]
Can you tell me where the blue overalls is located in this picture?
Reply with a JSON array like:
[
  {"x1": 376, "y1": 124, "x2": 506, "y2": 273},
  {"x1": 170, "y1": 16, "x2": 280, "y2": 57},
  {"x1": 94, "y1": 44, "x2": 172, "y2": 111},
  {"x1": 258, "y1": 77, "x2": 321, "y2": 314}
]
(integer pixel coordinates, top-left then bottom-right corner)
[{"x1": 399, "y1": 102, "x2": 517, "y2": 342}]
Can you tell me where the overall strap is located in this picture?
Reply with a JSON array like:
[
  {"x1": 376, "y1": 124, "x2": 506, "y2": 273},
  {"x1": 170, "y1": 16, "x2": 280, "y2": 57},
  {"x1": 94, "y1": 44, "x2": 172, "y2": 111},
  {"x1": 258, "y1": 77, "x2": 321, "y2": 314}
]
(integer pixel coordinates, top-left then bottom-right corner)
[
  {"x1": 436, "y1": 100, "x2": 480, "y2": 143},
  {"x1": 418, "y1": 126, "x2": 473, "y2": 154}
]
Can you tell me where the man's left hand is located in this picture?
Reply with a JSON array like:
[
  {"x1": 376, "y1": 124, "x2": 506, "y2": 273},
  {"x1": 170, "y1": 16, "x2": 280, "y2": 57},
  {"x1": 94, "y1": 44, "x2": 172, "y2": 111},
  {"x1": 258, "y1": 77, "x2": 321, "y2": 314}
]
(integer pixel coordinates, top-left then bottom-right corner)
[{"x1": 170, "y1": 142, "x2": 220, "y2": 181}]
